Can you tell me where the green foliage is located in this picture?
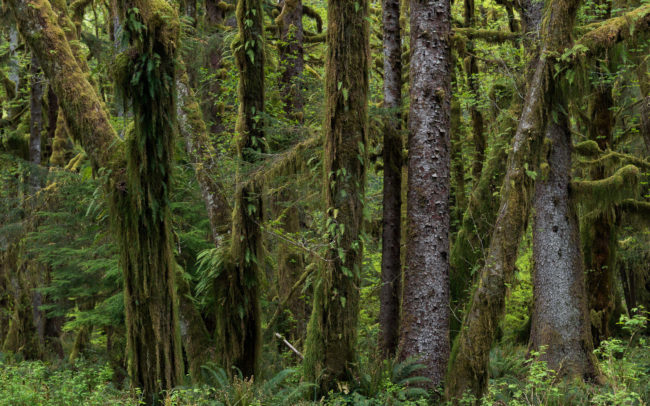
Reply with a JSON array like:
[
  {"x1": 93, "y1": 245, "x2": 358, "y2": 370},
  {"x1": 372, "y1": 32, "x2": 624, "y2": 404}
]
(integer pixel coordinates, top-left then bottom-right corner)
[{"x1": 0, "y1": 359, "x2": 135, "y2": 406}]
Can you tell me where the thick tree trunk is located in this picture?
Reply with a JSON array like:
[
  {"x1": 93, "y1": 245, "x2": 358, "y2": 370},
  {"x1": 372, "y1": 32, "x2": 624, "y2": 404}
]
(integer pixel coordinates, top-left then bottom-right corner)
[
  {"x1": 7, "y1": 0, "x2": 121, "y2": 172},
  {"x1": 399, "y1": 0, "x2": 451, "y2": 390},
  {"x1": 304, "y1": 0, "x2": 369, "y2": 393},
  {"x1": 446, "y1": 0, "x2": 580, "y2": 400},
  {"x1": 530, "y1": 118, "x2": 598, "y2": 378},
  {"x1": 379, "y1": 0, "x2": 403, "y2": 358},
  {"x1": 114, "y1": 1, "x2": 184, "y2": 402}
]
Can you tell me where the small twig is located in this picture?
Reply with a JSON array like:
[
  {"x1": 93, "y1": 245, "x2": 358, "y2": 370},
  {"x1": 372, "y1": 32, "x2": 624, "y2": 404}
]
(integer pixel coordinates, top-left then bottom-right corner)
[{"x1": 275, "y1": 333, "x2": 304, "y2": 360}]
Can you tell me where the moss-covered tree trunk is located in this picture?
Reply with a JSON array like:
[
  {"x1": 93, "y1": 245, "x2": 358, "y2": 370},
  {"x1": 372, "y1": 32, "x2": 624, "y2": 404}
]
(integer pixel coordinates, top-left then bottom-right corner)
[
  {"x1": 114, "y1": 1, "x2": 184, "y2": 402},
  {"x1": 446, "y1": 0, "x2": 581, "y2": 400},
  {"x1": 274, "y1": 0, "x2": 309, "y2": 343},
  {"x1": 304, "y1": 0, "x2": 369, "y2": 393},
  {"x1": 203, "y1": 0, "x2": 232, "y2": 136},
  {"x1": 9, "y1": 0, "x2": 184, "y2": 402},
  {"x1": 530, "y1": 117, "x2": 598, "y2": 379},
  {"x1": 399, "y1": 0, "x2": 452, "y2": 390},
  {"x1": 28, "y1": 57, "x2": 43, "y2": 170},
  {"x1": 213, "y1": 0, "x2": 266, "y2": 378},
  {"x1": 277, "y1": 0, "x2": 304, "y2": 119},
  {"x1": 463, "y1": 0, "x2": 486, "y2": 184},
  {"x1": 583, "y1": 86, "x2": 617, "y2": 346},
  {"x1": 379, "y1": 0, "x2": 403, "y2": 358},
  {"x1": 448, "y1": 0, "x2": 541, "y2": 329},
  {"x1": 177, "y1": 68, "x2": 231, "y2": 244}
]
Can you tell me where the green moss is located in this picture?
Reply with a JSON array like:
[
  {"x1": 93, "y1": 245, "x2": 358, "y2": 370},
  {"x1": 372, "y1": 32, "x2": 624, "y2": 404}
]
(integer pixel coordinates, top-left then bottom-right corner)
[{"x1": 571, "y1": 165, "x2": 640, "y2": 209}]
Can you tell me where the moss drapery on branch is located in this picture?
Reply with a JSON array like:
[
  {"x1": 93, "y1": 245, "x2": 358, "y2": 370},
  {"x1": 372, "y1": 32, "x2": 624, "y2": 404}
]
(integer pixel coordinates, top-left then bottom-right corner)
[
  {"x1": 571, "y1": 165, "x2": 640, "y2": 210},
  {"x1": 304, "y1": 0, "x2": 369, "y2": 394},
  {"x1": 569, "y1": 4, "x2": 650, "y2": 63}
]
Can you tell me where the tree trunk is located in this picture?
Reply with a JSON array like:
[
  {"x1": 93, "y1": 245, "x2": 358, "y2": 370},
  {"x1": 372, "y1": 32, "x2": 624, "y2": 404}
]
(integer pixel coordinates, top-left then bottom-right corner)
[
  {"x1": 114, "y1": 1, "x2": 184, "y2": 402},
  {"x1": 530, "y1": 118, "x2": 598, "y2": 379},
  {"x1": 399, "y1": 0, "x2": 451, "y2": 390},
  {"x1": 445, "y1": 0, "x2": 580, "y2": 399},
  {"x1": 29, "y1": 57, "x2": 43, "y2": 168},
  {"x1": 379, "y1": 0, "x2": 403, "y2": 358},
  {"x1": 213, "y1": 0, "x2": 266, "y2": 378},
  {"x1": 584, "y1": 86, "x2": 616, "y2": 347},
  {"x1": 177, "y1": 68, "x2": 232, "y2": 244},
  {"x1": 448, "y1": 0, "x2": 541, "y2": 333},
  {"x1": 274, "y1": 0, "x2": 308, "y2": 343},
  {"x1": 277, "y1": 0, "x2": 304, "y2": 119},
  {"x1": 463, "y1": 0, "x2": 486, "y2": 184},
  {"x1": 203, "y1": 0, "x2": 231, "y2": 136},
  {"x1": 303, "y1": 0, "x2": 369, "y2": 393}
]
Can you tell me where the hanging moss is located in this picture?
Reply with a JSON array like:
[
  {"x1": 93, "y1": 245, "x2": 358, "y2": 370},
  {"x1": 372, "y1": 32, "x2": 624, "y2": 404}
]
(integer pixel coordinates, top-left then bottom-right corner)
[
  {"x1": 574, "y1": 4, "x2": 650, "y2": 62},
  {"x1": 111, "y1": 1, "x2": 183, "y2": 403},
  {"x1": 571, "y1": 165, "x2": 640, "y2": 210}
]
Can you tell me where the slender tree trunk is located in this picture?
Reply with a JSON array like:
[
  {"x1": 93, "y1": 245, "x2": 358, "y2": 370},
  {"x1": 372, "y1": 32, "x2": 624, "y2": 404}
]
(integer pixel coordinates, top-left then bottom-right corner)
[
  {"x1": 446, "y1": 0, "x2": 581, "y2": 399},
  {"x1": 45, "y1": 87, "x2": 58, "y2": 163},
  {"x1": 399, "y1": 0, "x2": 451, "y2": 390},
  {"x1": 204, "y1": 0, "x2": 231, "y2": 136},
  {"x1": 29, "y1": 57, "x2": 43, "y2": 168},
  {"x1": 530, "y1": 118, "x2": 598, "y2": 379},
  {"x1": 584, "y1": 86, "x2": 616, "y2": 346},
  {"x1": 213, "y1": 0, "x2": 266, "y2": 378},
  {"x1": 303, "y1": 0, "x2": 369, "y2": 393},
  {"x1": 277, "y1": 0, "x2": 304, "y2": 119},
  {"x1": 177, "y1": 69, "x2": 232, "y2": 244},
  {"x1": 463, "y1": 0, "x2": 486, "y2": 184},
  {"x1": 448, "y1": 0, "x2": 541, "y2": 333},
  {"x1": 274, "y1": 0, "x2": 308, "y2": 343},
  {"x1": 379, "y1": 0, "x2": 403, "y2": 358}
]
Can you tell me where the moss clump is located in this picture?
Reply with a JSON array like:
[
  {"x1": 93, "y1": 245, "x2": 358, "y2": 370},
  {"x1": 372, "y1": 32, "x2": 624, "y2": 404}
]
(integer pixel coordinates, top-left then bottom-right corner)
[{"x1": 571, "y1": 165, "x2": 640, "y2": 210}]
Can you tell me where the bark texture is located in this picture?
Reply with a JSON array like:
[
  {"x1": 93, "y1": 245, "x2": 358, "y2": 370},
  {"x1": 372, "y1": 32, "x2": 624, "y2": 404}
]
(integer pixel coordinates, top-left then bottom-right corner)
[
  {"x1": 399, "y1": 0, "x2": 451, "y2": 390},
  {"x1": 530, "y1": 119, "x2": 598, "y2": 378},
  {"x1": 304, "y1": 0, "x2": 369, "y2": 393},
  {"x1": 379, "y1": 0, "x2": 403, "y2": 358},
  {"x1": 446, "y1": 0, "x2": 581, "y2": 399}
]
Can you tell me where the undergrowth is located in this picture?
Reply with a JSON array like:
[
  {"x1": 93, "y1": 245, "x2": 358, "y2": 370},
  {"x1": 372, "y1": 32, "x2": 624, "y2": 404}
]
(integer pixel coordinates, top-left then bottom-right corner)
[{"x1": 0, "y1": 310, "x2": 647, "y2": 405}]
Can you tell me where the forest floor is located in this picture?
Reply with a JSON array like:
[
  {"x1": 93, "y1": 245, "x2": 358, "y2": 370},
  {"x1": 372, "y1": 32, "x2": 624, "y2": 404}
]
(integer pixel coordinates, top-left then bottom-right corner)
[{"x1": 0, "y1": 322, "x2": 648, "y2": 406}]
